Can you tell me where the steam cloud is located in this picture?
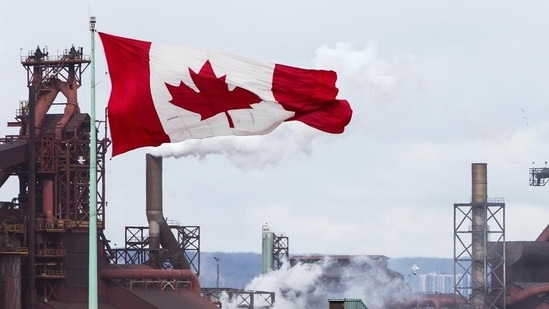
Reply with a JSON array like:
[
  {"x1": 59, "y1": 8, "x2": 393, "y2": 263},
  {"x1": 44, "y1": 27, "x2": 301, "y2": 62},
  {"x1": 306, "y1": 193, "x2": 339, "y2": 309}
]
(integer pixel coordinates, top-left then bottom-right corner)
[
  {"x1": 217, "y1": 256, "x2": 410, "y2": 309},
  {"x1": 148, "y1": 121, "x2": 320, "y2": 170},
  {"x1": 314, "y1": 42, "x2": 420, "y2": 103}
]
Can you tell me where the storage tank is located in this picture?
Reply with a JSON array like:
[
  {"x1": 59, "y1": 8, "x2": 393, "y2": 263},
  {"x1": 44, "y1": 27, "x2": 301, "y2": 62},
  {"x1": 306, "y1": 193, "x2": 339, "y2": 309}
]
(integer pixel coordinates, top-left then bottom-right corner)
[{"x1": 261, "y1": 224, "x2": 274, "y2": 274}]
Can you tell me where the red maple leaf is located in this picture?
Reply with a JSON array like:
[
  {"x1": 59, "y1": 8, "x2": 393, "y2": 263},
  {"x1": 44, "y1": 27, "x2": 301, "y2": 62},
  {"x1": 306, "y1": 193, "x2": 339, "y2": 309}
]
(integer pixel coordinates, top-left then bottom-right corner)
[{"x1": 166, "y1": 60, "x2": 261, "y2": 128}]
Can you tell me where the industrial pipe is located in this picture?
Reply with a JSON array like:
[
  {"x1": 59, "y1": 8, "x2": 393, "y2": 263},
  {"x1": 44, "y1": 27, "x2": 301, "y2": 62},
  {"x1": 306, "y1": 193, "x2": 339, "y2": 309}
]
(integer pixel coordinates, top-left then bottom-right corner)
[
  {"x1": 42, "y1": 179, "x2": 54, "y2": 223},
  {"x1": 32, "y1": 77, "x2": 79, "y2": 136},
  {"x1": 55, "y1": 69, "x2": 79, "y2": 138},
  {"x1": 146, "y1": 154, "x2": 190, "y2": 270},
  {"x1": 471, "y1": 163, "x2": 487, "y2": 309},
  {"x1": 146, "y1": 154, "x2": 161, "y2": 269},
  {"x1": 33, "y1": 84, "x2": 59, "y2": 135},
  {"x1": 505, "y1": 283, "x2": 549, "y2": 306},
  {"x1": 402, "y1": 294, "x2": 465, "y2": 309},
  {"x1": 100, "y1": 268, "x2": 201, "y2": 295}
]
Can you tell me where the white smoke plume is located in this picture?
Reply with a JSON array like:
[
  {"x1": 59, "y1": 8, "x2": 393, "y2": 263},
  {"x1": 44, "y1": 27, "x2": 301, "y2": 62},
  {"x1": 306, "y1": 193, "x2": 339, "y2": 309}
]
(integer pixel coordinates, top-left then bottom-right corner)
[
  {"x1": 217, "y1": 256, "x2": 410, "y2": 309},
  {"x1": 148, "y1": 121, "x2": 320, "y2": 170},
  {"x1": 314, "y1": 41, "x2": 420, "y2": 102}
]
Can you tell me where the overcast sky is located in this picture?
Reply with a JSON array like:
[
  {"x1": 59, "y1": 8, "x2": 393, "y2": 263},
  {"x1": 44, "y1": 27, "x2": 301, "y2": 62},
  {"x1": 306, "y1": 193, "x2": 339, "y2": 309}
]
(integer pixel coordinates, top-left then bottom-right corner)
[{"x1": 1, "y1": 1, "x2": 549, "y2": 259}]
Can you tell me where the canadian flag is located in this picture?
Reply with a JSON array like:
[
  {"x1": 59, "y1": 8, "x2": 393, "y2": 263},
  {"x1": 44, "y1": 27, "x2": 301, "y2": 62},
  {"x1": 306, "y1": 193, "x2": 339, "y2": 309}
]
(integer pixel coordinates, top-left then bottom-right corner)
[{"x1": 99, "y1": 32, "x2": 352, "y2": 156}]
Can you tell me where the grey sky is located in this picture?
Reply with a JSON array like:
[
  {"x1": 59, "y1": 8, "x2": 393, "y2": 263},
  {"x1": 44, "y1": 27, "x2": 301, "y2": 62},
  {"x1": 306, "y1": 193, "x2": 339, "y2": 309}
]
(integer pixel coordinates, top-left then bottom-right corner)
[{"x1": 1, "y1": 1, "x2": 549, "y2": 258}]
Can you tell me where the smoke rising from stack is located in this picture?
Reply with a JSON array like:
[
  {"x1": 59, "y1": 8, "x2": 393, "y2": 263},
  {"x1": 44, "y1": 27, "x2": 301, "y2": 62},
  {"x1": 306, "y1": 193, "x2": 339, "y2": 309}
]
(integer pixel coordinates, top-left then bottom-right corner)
[
  {"x1": 218, "y1": 256, "x2": 409, "y2": 309},
  {"x1": 148, "y1": 122, "x2": 320, "y2": 170}
]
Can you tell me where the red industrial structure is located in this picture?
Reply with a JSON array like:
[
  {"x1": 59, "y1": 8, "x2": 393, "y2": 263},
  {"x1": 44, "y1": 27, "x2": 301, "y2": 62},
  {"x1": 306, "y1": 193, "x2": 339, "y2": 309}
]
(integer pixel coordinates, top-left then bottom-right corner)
[{"x1": 0, "y1": 46, "x2": 218, "y2": 308}]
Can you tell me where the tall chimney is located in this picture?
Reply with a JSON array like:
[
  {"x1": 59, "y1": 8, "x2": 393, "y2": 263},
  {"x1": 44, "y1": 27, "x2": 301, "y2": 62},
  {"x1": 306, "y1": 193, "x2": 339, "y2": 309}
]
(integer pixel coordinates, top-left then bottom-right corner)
[
  {"x1": 146, "y1": 154, "x2": 162, "y2": 269},
  {"x1": 471, "y1": 163, "x2": 487, "y2": 309},
  {"x1": 145, "y1": 154, "x2": 190, "y2": 269}
]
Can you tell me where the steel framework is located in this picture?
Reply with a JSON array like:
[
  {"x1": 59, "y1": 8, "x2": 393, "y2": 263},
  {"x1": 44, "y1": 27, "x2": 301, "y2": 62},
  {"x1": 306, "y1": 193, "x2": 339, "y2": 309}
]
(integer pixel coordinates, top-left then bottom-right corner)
[
  {"x1": 529, "y1": 166, "x2": 549, "y2": 186},
  {"x1": 273, "y1": 233, "x2": 289, "y2": 270},
  {"x1": 0, "y1": 44, "x2": 110, "y2": 303},
  {"x1": 201, "y1": 288, "x2": 275, "y2": 308},
  {"x1": 454, "y1": 198, "x2": 506, "y2": 309},
  {"x1": 108, "y1": 225, "x2": 201, "y2": 275}
]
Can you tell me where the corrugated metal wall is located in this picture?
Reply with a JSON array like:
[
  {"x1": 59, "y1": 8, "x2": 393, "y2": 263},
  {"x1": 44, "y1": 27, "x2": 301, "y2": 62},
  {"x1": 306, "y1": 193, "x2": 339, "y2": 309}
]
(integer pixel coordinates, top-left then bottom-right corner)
[{"x1": 64, "y1": 233, "x2": 89, "y2": 287}]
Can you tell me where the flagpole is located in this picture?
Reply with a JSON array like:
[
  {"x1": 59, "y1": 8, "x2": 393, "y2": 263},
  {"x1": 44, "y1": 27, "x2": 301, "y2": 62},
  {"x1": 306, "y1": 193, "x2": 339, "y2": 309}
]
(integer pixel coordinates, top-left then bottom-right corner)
[{"x1": 89, "y1": 16, "x2": 98, "y2": 309}]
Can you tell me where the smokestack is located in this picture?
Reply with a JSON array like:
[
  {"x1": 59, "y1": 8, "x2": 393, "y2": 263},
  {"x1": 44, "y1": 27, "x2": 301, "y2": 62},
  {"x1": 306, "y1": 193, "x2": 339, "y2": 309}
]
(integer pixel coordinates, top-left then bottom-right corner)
[
  {"x1": 145, "y1": 154, "x2": 190, "y2": 269},
  {"x1": 472, "y1": 163, "x2": 487, "y2": 204},
  {"x1": 471, "y1": 163, "x2": 487, "y2": 309},
  {"x1": 42, "y1": 179, "x2": 54, "y2": 224},
  {"x1": 146, "y1": 154, "x2": 161, "y2": 269}
]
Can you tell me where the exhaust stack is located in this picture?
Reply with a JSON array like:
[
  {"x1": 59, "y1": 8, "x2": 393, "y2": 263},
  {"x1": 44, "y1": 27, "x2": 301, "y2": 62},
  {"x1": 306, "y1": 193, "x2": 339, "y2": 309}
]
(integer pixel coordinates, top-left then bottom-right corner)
[
  {"x1": 146, "y1": 154, "x2": 190, "y2": 269},
  {"x1": 471, "y1": 163, "x2": 487, "y2": 309}
]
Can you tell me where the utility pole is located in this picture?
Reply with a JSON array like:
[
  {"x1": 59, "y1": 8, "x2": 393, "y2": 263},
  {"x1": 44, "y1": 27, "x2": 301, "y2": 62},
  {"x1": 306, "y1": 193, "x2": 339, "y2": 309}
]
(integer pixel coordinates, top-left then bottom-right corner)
[{"x1": 213, "y1": 256, "x2": 220, "y2": 290}]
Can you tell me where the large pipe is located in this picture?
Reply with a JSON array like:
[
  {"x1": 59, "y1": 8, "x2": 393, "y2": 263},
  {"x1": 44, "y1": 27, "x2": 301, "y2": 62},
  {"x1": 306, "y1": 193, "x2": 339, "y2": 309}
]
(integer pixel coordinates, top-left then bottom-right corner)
[
  {"x1": 505, "y1": 283, "x2": 549, "y2": 306},
  {"x1": 402, "y1": 293, "x2": 465, "y2": 309},
  {"x1": 31, "y1": 77, "x2": 79, "y2": 137},
  {"x1": 471, "y1": 163, "x2": 487, "y2": 309},
  {"x1": 33, "y1": 85, "x2": 59, "y2": 135},
  {"x1": 55, "y1": 68, "x2": 79, "y2": 139},
  {"x1": 27, "y1": 74, "x2": 37, "y2": 308},
  {"x1": 100, "y1": 268, "x2": 200, "y2": 294},
  {"x1": 146, "y1": 154, "x2": 190, "y2": 269},
  {"x1": 42, "y1": 179, "x2": 54, "y2": 223}
]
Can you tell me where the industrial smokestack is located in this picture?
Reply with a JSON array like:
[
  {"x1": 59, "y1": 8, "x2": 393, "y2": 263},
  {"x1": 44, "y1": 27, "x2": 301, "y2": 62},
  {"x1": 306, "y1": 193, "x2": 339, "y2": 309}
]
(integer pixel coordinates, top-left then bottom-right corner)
[
  {"x1": 42, "y1": 179, "x2": 54, "y2": 224},
  {"x1": 472, "y1": 163, "x2": 487, "y2": 204},
  {"x1": 471, "y1": 163, "x2": 487, "y2": 309},
  {"x1": 145, "y1": 154, "x2": 190, "y2": 269},
  {"x1": 146, "y1": 154, "x2": 162, "y2": 268}
]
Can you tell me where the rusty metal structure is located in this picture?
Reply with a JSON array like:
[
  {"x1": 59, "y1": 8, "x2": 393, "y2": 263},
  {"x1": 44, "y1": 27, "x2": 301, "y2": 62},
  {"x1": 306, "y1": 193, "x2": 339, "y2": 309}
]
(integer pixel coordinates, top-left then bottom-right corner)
[
  {"x1": 6, "y1": 43, "x2": 549, "y2": 309},
  {"x1": 0, "y1": 45, "x2": 218, "y2": 308},
  {"x1": 106, "y1": 225, "x2": 200, "y2": 272}
]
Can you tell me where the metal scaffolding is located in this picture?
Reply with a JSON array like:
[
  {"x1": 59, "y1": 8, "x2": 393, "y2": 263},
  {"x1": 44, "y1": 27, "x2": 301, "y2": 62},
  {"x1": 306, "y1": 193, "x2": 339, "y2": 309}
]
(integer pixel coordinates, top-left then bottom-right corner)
[
  {"x1": 107, "y1": 225, "x2": 201, "y2": 275},
  {"x1": 273, "y1": 233, "x2": 289, "y2": 270},
  {"x1": 454, "y1": 198, "x2": 506, "y2": 309}
]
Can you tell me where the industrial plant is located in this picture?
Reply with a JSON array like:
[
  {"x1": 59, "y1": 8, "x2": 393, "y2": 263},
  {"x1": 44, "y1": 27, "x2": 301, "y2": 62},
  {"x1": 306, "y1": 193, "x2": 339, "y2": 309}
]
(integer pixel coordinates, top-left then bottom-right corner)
[
  {"x1": 2, "y1": 40, "x2": 549, "y2": 309},
  {"x1": 0, "y1": 44, "x2": 218, "y2": 308}
]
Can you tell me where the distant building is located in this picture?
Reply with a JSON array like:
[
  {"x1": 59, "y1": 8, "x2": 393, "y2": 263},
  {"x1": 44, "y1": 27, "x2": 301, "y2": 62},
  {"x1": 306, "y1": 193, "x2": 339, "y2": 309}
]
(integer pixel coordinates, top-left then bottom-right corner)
[{"x1": 417, "y1": 272, "x2": 471, "y2": 294}]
